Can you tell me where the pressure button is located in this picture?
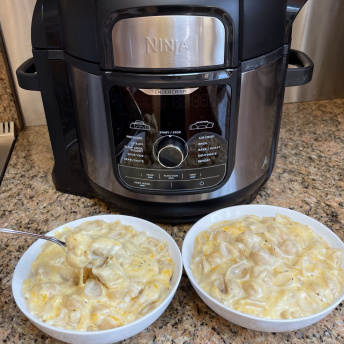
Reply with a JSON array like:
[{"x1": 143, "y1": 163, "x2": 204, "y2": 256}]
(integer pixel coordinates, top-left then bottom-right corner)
[{"x1": 154, "y1": 136, "x2": 188, "y2": 168}]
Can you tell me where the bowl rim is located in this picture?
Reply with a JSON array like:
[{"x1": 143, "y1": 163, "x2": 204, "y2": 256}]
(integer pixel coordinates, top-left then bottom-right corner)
[
  {"x1": 182, "y1": 204, "x2": 344, "y2": 324},
  {"x1": 12, "y1": 214, "x2": 183, "y2": 336}
]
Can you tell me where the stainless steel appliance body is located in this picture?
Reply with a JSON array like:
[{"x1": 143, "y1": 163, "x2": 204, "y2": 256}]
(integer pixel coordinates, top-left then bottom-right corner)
[{"x1": 16, "y1": 0, "x2": 313, "y2": 222}]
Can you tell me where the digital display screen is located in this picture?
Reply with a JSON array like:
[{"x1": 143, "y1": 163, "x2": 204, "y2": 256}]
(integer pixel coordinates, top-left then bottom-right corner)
[{"x1": 129, "y1": 89, "x2": 211, "y2": 110}]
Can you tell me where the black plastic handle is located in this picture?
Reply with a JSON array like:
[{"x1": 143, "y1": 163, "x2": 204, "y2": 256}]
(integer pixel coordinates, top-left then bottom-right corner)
[
  {"x1": 16, "y1": 57, "x2": 40, "y2": 91},
  {"x1": 285, "y1": 49, "x2": 314, "y2": 87}
]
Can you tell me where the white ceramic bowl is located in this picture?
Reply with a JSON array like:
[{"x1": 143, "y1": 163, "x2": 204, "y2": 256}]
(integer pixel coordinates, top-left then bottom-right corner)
[
  {"x1": 182, "y1": 205, "x2": 344, "y2": 332},
  {"x1": 12, "y1": 215, "x2": 182, "y2": 344}
]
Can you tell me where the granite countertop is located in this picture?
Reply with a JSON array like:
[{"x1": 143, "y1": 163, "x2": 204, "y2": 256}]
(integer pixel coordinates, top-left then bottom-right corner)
[{"x1": 0, "y1": 98, "x2": 343, "y2": 343}]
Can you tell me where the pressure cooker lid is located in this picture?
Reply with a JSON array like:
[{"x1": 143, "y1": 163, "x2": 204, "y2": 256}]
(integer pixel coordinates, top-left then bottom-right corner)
[
  {"x1": 32, "y1": 0, "x2": 300, "y2": 67},
  {"x1": 111, "y1": 15, "x2": 227, "y2": 69}
]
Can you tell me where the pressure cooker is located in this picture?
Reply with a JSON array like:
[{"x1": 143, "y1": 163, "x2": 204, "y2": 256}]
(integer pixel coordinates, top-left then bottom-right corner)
[{"x1": 17, "y1": 0, "x2": 313, "y2": 223}]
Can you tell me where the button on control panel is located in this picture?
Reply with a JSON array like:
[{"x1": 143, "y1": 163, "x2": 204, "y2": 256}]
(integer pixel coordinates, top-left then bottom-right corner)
[
  {"x1": 118, "y1": 164, "x2": 226, "y2": 191},
  {"x1": 153, "y1": 135, "x2": 188, "y2": 168}
]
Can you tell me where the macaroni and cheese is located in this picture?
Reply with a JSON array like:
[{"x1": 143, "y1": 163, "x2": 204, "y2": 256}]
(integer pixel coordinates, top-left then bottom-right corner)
[
  {"x1": 190, "y1": 214, "x2": 344, "y2": 319},
  {"x1": 23, "y1": 220, "x2": 174, "y2": 331}
]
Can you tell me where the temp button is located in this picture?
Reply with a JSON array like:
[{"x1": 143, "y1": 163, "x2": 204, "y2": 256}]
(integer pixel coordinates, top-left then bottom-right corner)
[{"x1": 187, "y1": 172, "x2": 198, "y2": 179}]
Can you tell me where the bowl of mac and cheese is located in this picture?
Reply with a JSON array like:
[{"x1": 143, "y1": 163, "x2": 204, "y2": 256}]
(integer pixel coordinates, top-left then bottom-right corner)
[
  {"x1": 182, "y1": 205, "x2": 344, "y2": 332},
  {"x1": 12, "y1": 215, "x2": 182, "y2": 344}
]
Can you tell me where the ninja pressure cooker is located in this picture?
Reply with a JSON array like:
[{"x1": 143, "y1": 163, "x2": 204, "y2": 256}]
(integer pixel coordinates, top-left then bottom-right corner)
[{"x1": 17, "y1": 0, "x2": 313, "y2": 223}]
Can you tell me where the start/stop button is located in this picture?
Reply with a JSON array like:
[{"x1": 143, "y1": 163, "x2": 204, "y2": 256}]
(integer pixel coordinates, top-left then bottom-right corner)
[{"x1": 153, "y1": 135, "x2": 188, "y2": 168}]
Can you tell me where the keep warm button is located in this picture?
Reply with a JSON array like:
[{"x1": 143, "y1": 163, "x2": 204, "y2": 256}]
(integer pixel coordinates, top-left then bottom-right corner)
[{"x1": 133, "y1": 180, "x2": 153, "y2": 188}]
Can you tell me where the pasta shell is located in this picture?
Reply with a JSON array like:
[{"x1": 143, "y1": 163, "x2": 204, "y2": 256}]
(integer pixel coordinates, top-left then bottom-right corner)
[
  {"x1": 109, "y1": 230, "x2": 131, "y2": 240},
  {"x1": 236, "y1": 231, "x2": 262, "y2": 250},
  {"x1": 93, "y1": 261, "x2": 130, "y2": 289},
  {"x1": 206, "y1": 252, "x2": 224, "y2": 269},
  {"x1": 201, "y1": 240, "x2": 218, "y2": 256},
  {"x1": 270, "y1": 245, "x2": 285, "y2": 258},
  {"x1": 69, "y1": 310, "x2": 81, "y2": 324},
  {"x1": 242, "y1": 280, "x2": 265, "y2": 298},
  {"x1": 279, "y1": 239, "x2": 299, "y2": 256},
  {"x1": 219, "y1": 241, "x2": 247, "y2": 259},
  {"x1": 90, "y1": 304, "x2": 112, "y2": 325},
  {"x1": 84, "y1": 279, "x2": 104, "y2": 298},
  {"x1": 273, "y1": 272, "x2": 294, "y2": 287},
  {"x1": 250, "y1": 265, "x2": 273, "y2": 286},
  {"x1": 226, "y1": 260, "x2": 250, "y2": 279},
  {"x1": 91, "y1": 237, "x2": 122, "y2": 257},
  {"x1": 224, "y1": 278, "x2": 242, "y2": 300},
  {"x1": 212, "y1": 230, "x2": 230, "y2": 242},
  {"x1": 250, "y1": 247, "x2": 273, "y2": 265},
  {"x1": 98, "y1": 316, "x2": 122, "y2": 330},
  {"x1": 64, "y1": 295, "x2": 85, "y2": 311}
]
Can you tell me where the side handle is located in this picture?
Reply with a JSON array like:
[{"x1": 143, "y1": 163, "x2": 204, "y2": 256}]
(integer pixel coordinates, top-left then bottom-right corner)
[
  {"x1": 285, "y1": 49, "x2": 314, "y2": 87},
  {"x1": 16, "y1": 57, "x2": 40, "y2": 91}
]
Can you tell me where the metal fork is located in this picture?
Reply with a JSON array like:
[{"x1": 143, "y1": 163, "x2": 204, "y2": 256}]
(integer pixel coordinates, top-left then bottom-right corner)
[{"x1": 0, "y1": 228, "x2": 66, "y2": 247}]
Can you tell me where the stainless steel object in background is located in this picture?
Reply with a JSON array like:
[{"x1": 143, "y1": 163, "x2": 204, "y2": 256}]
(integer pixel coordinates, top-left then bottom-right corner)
[
  {"x1": 0, "y1": 121, "x2": 15, "y2": 184},
  {"x1": 284, "y1": 0, "x2": 344, "y2": 102}
]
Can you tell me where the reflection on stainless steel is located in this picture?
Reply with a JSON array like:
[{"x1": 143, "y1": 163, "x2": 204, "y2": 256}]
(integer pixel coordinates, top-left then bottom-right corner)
[
  {"x1": 68, "y1": 66, "x2": 115, "y2": 189},
  {"x1": 70, "y1": 56, "x2": 285, "y2": 204},
  {"x1": 112, "y1": 16, "x2": 226, "y2": 69},
  {"x1": 284, "y1": 0, "x2": 344, "y2": 102},
  {"x1": 227, "y1": 57, "x2": 285, "y2": 191}
]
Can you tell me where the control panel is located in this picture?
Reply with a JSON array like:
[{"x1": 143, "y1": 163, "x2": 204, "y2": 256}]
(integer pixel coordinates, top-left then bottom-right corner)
[{"x1": 109, "y1": 84, "x2": 231, "y2": 192}]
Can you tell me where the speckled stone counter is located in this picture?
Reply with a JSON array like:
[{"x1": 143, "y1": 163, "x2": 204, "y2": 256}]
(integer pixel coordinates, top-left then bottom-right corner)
[{"x1": 0, "y1": 99, "x2": 343, "y2": 343}]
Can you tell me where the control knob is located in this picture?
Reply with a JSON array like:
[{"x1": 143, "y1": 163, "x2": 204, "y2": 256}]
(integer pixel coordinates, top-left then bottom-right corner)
[{"x1": 154, "y1": 136, "x2": 188, "y2": 168}]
